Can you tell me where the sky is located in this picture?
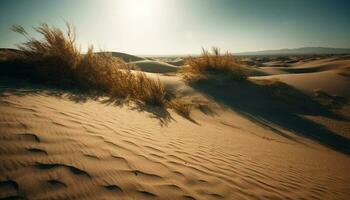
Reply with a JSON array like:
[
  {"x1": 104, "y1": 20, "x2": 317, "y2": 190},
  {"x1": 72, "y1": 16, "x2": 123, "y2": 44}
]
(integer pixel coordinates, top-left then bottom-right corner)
[{"x1": 0, "y1": 0, "x2": 350, "y2": 55}]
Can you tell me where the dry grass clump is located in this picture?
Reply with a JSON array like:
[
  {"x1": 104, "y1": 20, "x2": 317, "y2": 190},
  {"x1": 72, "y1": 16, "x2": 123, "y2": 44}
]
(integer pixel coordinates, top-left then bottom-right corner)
[
  {"x1": 11, "y1": 24, "x2": 80, "y2": 85},
  {"x1": 75, "y1": 48, "x2": 166, "y2": 105},
  {"x1": 7, "y1": 23, "x2": 167, "y2": 106},
  {"x1": 183, "y1": 47, "x2": 247, "y2": 81},
  {"x1": 168, "y1": 97, "x2": 191, "y2": 118}
]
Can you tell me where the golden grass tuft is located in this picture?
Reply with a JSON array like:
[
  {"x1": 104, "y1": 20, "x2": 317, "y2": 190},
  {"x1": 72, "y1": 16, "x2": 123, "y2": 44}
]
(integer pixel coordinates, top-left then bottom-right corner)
[
  {"x1": 182, "y1": 47, "x2": 247, "y2": 81},
  {"x1": 168, "y1": 97, "x2": 191, "y2": 118},
  {"x1": 8, "y1": 23, "x2": 167, "y2": 106}
]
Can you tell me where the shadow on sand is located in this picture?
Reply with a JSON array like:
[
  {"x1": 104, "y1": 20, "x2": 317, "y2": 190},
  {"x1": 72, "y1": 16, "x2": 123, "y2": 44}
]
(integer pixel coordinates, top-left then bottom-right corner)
[
  {"x1": 189, "y1": 77, "x2": 350, "y2": 155},
  {"x1": 1, "y1": 75, "x2": 349, "y2": 154},
  {"x1": 0, "y1": 77, "x2": 179, "y2": 126}
]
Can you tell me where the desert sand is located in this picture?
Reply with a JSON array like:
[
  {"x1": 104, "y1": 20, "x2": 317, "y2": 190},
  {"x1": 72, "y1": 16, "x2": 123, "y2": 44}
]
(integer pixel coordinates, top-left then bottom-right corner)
[{"x1": 0, "y1": 53, "x2": 349, "y2": 199}]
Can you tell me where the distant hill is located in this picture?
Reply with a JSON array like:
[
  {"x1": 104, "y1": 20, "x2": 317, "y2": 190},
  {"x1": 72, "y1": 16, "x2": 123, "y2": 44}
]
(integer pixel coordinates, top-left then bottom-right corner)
[
  {"x1": 235, "y1": 47, "x2": 350, "y2": 56},
  {"x1": 0, "y1": 48, "x2": 21, "y2": 53},
  {"x1": 108, "y1": 52, "x2": 145, "y2": 62},
  {"x1": 0, "y1": 49, "x2": 146, "y2": 63},
  {"x1": 95, "y1": 51, "x2": 145, "y2": 62}
]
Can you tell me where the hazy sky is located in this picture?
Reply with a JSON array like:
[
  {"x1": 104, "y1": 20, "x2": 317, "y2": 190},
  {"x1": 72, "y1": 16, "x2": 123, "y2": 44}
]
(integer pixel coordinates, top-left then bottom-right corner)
[{"x1": 1, "y1": 0, "x2": 350, "y2": 55}]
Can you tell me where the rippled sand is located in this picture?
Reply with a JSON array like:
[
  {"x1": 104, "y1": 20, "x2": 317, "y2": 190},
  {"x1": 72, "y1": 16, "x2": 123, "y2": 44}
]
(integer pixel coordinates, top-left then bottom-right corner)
[{"x1": 0, "y1": 90, "x2": 349, "y2": 199}]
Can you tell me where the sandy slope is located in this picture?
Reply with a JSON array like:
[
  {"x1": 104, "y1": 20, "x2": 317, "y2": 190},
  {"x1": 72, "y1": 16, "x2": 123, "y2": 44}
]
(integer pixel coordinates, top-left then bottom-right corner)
[
  {"x1": 250, "y1": 55, "x2": 350, "y2": 141},
  {"x1": 0, "y1": 87, "x2": 349, "y2": 200},
  {"x1": 1, "y1": 55, "x2": 350, "y2": 199}
]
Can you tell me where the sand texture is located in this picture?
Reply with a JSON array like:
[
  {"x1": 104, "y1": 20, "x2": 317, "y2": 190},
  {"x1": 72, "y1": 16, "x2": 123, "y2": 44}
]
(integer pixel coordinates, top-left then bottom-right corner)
[{"x1": 0, "y1": 54, "x2": 349, "y2": 199}]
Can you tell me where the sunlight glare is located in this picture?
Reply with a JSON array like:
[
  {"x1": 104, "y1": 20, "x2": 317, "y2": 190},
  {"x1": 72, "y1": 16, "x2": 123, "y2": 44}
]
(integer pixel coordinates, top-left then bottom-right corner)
[{"x1": 117, "y1": 0, "x2": 162, "y2": 22}]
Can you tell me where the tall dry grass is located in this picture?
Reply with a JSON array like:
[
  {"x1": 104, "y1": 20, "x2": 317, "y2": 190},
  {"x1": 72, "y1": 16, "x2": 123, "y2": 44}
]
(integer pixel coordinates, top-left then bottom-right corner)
[
  {"x1": 183, "y1": 47, "x2": 247, "y2": 81},
  {"x1": 11, "y1": 23, "x2": 80, "y2": 84},
  {"x1": 7, "y1": 23, "x2": 167, "y2": 106}
]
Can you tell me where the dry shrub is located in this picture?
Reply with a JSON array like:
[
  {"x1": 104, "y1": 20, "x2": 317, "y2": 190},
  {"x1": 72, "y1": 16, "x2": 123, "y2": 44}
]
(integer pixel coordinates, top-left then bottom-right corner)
[
  {"x1": 168, "y1": 97, "x2": 191, "y2": 118},
  {"x1": 131, "y1": 73, "x2": 165, "y2": 106},
  {"x1": 11, "y1": 23, "x2": 80, "y2": 84},
  {"x1": 183, "y1": 47, "x2": 247, "y2": 81},
  {"x1": 9, "y1": 23, "x2": 166, "y2": 106}
]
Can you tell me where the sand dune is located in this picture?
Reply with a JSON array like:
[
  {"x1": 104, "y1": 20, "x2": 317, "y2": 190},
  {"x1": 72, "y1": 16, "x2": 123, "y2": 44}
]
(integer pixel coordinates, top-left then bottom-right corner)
[
  {"x1": 166, "y1": 59, "x2": 185, "y2": 66},
  {"x1": 0, "y1": 84, "x2": 349, "y2": 199},
  {"x1": 236, "y1": 47, "x2": 350, "y2": 56},
  {"x1": 253, "y1": 56, "x2": 350, "y2": 97},
  {"x1": 130, "y1": 60, "x2": 178, "y2": 73},
  {"x1": 1, "y1": 54, "x2": 350, "y2": 199},
  {"x1": 254, "y1": 70, "x2": 350, "y2": 98},
  {"x1": 261, "y1": 57, "x2": 349, "y2": 75},
  {"x1": 250, "y1": 55, "x2": 350, "y2": 142},
  {"x1": 109, "y1": 52, "x2": 145, "y2": 62}
]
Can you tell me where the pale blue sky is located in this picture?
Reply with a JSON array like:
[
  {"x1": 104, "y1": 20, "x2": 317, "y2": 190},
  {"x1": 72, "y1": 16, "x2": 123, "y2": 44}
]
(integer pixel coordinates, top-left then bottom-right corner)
[{"x1": 0, "y1": 0, "x2": 350, "y2": 55}]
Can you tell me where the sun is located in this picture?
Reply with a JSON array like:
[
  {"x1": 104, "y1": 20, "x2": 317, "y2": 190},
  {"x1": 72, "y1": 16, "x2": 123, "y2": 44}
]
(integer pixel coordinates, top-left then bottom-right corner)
[{"x1": 118, "y1": 0, "x2": 161, "y2": 21}]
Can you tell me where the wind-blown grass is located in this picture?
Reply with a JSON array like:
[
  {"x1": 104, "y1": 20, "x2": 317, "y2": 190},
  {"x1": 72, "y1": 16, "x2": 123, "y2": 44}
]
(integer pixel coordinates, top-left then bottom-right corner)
[
  {"x1": 2, "y1": 23, "x2": 170, "y2": 107},
  {"x1": 182, "y1": 47, "x2": 247, "y2": 81},
  {"x1": 168, "y1": 97, "x2": 191, "y2": 118}
]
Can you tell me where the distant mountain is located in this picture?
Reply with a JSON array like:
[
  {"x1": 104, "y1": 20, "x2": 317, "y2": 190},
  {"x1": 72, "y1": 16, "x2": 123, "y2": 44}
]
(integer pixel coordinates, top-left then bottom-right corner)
[{"x1": 235, "y1": 47, "x2": 350, "y2": 56}]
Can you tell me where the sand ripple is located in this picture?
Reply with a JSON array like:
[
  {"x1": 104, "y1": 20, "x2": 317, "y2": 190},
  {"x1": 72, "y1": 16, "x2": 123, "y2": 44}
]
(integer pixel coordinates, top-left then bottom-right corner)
[{"x1": 0, "y1": 93, "x2": 349, "y2": 199}]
